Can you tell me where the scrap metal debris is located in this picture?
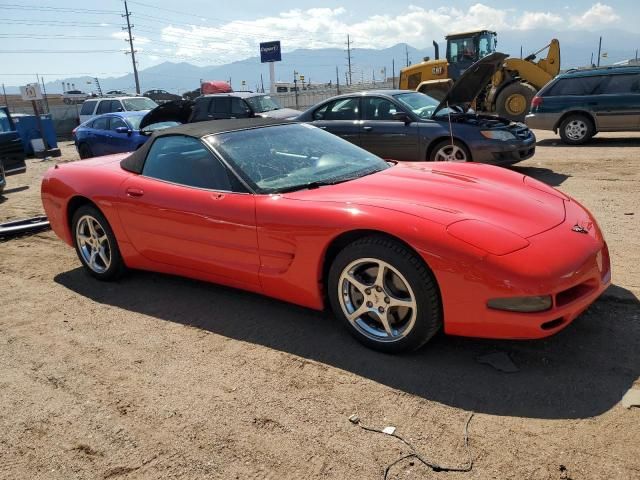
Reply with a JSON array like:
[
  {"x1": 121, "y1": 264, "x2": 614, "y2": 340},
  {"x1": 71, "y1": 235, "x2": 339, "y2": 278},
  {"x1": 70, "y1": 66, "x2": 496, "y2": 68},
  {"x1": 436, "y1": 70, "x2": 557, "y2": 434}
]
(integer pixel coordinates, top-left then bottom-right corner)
[
  {"x1": 0, "y1": 215, "x2": 50, "y2": 240},
  {"x1": 349, "y1": 412, "x2": 474, "y2": 479},
  {"x1": 476, "y1": 351, "x2": 519, "y2": 373},
  {"x1": 621, "y1": 389, "x2": 640, "y2": 409}
]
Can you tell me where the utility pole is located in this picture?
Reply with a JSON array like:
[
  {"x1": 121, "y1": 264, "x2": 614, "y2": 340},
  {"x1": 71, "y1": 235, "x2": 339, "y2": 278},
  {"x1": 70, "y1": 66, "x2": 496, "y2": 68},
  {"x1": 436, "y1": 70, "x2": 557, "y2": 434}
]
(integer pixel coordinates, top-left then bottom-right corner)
[
  {"x1": 597, "y1": 36, "x2": 602, "y2": 67},
  {"x1": 590, "y1": 52, "x2": 594, "y2": 66},
  {"x1": 122, "y1": 0, "x2": 140, "y2": 94},
  {"x1": 2, "y1": 83, "x2": 8, "y2": 108},
  {"x1": 520, "y1": 46, "x2": 523, "y2": 59},
  {"x1": 346, "y1": 35, "x2": 353, "y2": 86},
  {"x1": 405, "y1": 44, "x2": 410, "y2": 67},
  {"x1": 40, "y1": 75, "x2": 50, "y2": 113},
  {"x1": 335, "y1": 66, "x2": 340, "y2": 95},
  {"x1": 392, "y1": 58, "x2": 395, "y2": 89}
]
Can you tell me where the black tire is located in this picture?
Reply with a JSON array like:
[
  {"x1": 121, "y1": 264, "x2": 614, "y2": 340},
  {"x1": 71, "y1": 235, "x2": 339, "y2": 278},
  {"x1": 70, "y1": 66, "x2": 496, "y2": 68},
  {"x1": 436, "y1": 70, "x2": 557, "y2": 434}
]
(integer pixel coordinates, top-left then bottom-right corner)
[
  {"x1": 429, "y1": 139, "x2": 471, "y2": 162},
  {"x1": 71, "y1": 205, "x2": 126, "y2": 281},
  {"x1": 328, "y1": 235, "x2": 442, "y2": 353},
  {"x1": 495, "y1": 82, "x2": 537, "y2": 122},
  {"x1": 78, "y1": 143, "x2": 93, "y2": 159},
  {"x1": 559, "y1": 114, "x2": 594, "y2": 145}
]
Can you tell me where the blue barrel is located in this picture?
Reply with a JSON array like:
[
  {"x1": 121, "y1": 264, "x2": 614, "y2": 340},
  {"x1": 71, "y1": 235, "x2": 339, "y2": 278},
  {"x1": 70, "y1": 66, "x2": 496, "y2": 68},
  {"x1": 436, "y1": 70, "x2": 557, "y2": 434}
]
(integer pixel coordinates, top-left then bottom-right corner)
[{"x1": 12, "y1": 114, "x2": 59, "y2": 155}]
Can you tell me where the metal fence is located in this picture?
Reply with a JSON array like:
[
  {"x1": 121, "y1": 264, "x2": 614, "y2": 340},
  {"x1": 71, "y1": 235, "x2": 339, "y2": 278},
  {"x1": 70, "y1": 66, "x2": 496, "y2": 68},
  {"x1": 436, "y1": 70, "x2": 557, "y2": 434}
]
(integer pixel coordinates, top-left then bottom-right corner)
[{"x1": 271, "y1": 81, "x2": 395, "y2": 110}]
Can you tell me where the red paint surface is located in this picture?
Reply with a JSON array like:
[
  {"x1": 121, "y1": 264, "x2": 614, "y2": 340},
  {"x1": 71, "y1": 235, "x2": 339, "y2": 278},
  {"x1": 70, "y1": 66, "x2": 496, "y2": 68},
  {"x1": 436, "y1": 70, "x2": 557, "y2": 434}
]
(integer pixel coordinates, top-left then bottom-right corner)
[{"x1": 42, "y1": 154, "x2": 610, "y2": 340}]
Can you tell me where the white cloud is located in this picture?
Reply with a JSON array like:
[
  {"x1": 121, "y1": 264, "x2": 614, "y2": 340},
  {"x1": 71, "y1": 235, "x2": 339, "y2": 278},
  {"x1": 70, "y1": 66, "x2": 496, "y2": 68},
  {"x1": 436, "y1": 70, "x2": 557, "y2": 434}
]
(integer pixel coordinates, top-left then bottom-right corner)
[
  {"x1": 570, "y1": 3, "x2": 620, "y2": 29},
  {"x1": 518, "y1": 11, "x2": 564, "y2": 30},
  {"x1": 153, "y1": 3, "x2": 620, "y2": 64}
]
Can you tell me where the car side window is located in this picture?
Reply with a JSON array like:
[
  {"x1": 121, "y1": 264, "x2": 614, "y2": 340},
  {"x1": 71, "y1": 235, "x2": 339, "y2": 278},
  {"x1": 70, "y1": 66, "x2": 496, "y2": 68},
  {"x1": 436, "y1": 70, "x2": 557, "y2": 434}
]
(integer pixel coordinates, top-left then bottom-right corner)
[
  {"x1": 96, "y1": 100, "x2": 111, "y2": 115},
  {"x1": 362, "y1": 97, "x2": 399, "y2": 120},
  {"x1": 142, "y1": 135, "x2": 233, "y2": 191},
  {"x1": 0, "y1": 109, "x2": 12, "y2": 133},
  {"x1": 92, "y1": 117, "x2": 110, "y2": 130},
  {"x1": 210, "y1": 98, "x2": 231, "y2": 114},
  {"x1": 312, "y1": 97, "x2": 359, "y2": 120},
  {"x1": 110, "y1": 117, "x2": 128, "y2": 130},
  {"x1": 547, "y1": 76, "x2": 604, "y2": 96},
  {"x1": 600, "y1": 74, "x2": 640, "y2": 94},
  {"x1": 231, "y1": 98, "x2": 250, "y2": 117},
  {"x1": 81, "y1": 100, "x2": 97, "y2": 115},
  {"x1": 110, "y1": 100, "x2": 124, "y2": 112}
]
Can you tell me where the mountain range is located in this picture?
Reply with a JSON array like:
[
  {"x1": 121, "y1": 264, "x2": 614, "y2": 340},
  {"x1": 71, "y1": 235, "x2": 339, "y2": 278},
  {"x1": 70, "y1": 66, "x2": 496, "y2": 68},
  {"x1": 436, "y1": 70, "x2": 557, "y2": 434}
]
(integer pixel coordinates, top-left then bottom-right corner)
[{"x1": 4, "y1": 28, "x2": 639, "y2": 95}]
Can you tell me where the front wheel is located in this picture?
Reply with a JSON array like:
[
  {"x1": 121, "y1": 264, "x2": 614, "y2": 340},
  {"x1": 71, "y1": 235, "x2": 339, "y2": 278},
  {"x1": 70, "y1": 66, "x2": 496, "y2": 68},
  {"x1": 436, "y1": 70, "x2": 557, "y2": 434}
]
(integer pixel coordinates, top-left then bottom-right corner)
[
  {"x1": 78, "y1": 143, "x2": 93, "y2": 159},
  {"x1": 328, "y1": 236, "x2": 442, "y2": 353},
  {"x1": 72, "y1": 205, "x2": 126, "y2": 281},
  {"x1": 429, "y1": 139, "x2": 471, "y2": 162}
]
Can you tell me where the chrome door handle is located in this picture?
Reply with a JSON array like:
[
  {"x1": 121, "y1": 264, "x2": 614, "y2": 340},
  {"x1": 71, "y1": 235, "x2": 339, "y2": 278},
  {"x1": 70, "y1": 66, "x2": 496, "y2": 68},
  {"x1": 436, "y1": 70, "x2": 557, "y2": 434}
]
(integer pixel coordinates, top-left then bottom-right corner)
[{"x1": 362, "y1": 126, "x2": 373, "y2": 131}]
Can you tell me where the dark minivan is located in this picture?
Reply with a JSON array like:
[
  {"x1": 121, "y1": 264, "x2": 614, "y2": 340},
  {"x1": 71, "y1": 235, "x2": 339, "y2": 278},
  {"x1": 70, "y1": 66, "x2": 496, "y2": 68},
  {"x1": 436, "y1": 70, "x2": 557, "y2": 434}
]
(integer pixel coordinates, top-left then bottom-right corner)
[{"x1": 526, "y1": 65, "x2": 640, "y2": 144}]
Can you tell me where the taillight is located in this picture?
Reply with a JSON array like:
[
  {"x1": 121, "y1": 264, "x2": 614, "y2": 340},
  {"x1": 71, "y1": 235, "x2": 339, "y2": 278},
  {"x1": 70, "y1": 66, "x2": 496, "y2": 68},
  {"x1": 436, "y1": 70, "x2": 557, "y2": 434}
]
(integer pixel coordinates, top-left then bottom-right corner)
[{"x1": 531, "y1": 96, "x2": 543, "y2": 108}]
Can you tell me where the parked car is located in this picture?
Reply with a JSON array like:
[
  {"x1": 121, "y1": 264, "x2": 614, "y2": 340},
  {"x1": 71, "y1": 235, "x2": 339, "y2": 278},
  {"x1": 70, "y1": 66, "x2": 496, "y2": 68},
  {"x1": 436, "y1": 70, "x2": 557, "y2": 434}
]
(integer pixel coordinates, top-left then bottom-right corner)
[
  {"x1": 143, "y1": 89, "x2": 182, "y2": 104},
  {"x1": 79, "y1": 96, "x2": 158, "y2": 123},
  {"x1": 137, "y1": 93, "x2": 301, "y2": 129},
  {"x1": 105, "y1": 90, "x2": 131, "y2": 96},
  {"x1": 62, "y1": 90, "x2": 89, "y2": 105},
  {"x1": 0, "y1": 106, "x2": 27, "y2": 194},
  {"x1": 42, "y1": 119, "x2": 610, "y2": 353},
  {"x1": 526, "y1": 65, "x2": 640, "y2": 144},
  {"x1": 296, "y1": 54, "x2": 535, "y2": 164},
  {"x1": 73, "y1": 111, "x2": 179, "y2": 159}
]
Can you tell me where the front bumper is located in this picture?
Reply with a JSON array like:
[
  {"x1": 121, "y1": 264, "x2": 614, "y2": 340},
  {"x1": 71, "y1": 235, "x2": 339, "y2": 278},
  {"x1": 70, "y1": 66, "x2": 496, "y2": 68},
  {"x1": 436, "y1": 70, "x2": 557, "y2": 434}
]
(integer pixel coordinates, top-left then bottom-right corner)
[
  {"x1": 525, "y1": 112, "x2": 558, "y2": 131},
  {"x1": 428, "y1": 199, "x2": 611, "y2": 340},
  {"x1": 472, "y1": 135, "x2": 536, "y2": 165}
]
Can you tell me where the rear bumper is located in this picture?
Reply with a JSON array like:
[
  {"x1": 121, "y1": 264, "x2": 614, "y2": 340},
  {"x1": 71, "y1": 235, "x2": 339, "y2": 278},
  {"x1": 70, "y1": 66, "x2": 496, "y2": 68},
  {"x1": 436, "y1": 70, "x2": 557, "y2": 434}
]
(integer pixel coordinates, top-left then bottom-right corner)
[
  {"x1": 525, "y1": 112, "x2": 558, "y2": 131},
  {"x1": 428, "y1": 200, "x2": 611, "y2": 340}
]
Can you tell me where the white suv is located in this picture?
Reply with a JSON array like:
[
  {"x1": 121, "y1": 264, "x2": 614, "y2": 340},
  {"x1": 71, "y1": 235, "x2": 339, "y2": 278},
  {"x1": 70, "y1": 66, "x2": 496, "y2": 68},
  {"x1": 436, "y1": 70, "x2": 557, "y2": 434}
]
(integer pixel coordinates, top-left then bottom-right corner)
[{"x1": 79, "y1": 96, "x2": 158, "y2": 123}]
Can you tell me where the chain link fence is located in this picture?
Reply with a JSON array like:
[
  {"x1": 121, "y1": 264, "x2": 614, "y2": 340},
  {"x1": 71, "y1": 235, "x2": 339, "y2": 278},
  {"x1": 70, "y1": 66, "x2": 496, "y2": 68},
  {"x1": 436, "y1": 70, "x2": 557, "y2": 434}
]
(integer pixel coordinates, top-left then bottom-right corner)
[{"x1": 271, "y1": 81, "x2": 395, "y2": 110}]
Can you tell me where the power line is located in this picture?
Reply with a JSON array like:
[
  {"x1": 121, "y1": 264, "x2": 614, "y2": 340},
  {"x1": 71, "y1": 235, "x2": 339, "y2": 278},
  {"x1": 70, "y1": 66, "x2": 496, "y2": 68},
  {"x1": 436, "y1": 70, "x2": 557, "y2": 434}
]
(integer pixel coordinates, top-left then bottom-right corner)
[{"x1": 0, "y1": 4, "x2": 120, "y2": 14}]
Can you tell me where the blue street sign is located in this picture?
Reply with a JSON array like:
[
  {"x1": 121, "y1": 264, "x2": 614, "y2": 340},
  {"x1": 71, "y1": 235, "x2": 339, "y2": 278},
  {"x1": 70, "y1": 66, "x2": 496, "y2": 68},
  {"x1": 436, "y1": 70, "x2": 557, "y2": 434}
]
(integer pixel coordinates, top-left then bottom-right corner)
[{"x1": 260, "y1": 41, "x2": 281, "y2": 63}]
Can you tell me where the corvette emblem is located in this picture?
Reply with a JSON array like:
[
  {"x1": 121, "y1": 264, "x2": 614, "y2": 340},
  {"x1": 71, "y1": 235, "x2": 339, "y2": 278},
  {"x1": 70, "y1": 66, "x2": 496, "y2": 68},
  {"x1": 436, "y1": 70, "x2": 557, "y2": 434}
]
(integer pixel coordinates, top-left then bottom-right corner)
[{"x1": 572, "y1": 224, "x2": 589, "y2": 234}]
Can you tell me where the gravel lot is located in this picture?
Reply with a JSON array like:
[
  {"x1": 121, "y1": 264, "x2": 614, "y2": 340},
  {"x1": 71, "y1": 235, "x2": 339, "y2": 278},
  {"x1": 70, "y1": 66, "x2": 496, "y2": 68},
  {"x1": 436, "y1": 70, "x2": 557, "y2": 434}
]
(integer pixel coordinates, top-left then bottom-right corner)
[{"x1": 1, "y1": 130, "x2": 639, "y2": 479}]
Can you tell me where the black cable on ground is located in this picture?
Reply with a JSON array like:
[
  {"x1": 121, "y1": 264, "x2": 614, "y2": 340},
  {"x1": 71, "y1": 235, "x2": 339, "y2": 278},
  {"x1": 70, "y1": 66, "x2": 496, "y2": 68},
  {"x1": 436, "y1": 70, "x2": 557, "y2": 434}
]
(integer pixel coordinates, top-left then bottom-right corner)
[{"x1": 349, "y1": 412, "x2": 474, "y2": 479}]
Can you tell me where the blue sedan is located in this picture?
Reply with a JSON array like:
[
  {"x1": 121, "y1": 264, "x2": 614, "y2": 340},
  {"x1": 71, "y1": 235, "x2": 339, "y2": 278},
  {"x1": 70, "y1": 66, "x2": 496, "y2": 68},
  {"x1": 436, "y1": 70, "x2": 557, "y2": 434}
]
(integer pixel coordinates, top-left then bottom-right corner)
[{"x1": 73, "y1": 111, "x2": 177, "y2": 159}]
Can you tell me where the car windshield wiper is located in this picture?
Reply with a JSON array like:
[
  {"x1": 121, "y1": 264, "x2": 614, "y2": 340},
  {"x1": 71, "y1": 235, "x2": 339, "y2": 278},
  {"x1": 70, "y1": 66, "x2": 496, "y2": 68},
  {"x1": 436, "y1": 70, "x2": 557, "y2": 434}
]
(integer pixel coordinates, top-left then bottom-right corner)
[
  {"x1": 275, "y1": 179, "x2": 345, "y2": 193},
  {"x1": 274, "y1": 168, "x2": 384, "y2": 194}
]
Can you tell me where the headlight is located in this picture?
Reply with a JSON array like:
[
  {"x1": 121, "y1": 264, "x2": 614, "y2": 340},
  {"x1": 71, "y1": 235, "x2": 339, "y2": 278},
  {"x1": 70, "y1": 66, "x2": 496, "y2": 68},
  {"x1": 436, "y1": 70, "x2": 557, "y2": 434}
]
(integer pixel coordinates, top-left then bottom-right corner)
[
  {"x1": 480, "y1": 130, "x2": 516, "y2": 141},
  {"x1": 487, "y1": 295, "x2": 552, "y2": 313}
]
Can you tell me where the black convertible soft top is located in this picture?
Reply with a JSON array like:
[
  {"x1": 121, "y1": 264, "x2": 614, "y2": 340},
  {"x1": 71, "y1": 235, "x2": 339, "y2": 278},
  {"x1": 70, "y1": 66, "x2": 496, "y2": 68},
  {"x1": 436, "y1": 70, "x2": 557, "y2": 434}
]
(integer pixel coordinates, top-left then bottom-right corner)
[{"x1": 120, "y1": 118, "x2": 293, "y2": 174}]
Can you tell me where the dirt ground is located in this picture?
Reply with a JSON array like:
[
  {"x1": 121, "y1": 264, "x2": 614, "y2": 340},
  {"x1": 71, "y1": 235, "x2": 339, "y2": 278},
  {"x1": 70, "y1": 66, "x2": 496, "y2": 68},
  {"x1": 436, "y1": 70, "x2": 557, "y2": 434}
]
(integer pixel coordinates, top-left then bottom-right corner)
[{"x1": 1, "y1": 130, "x2": 639, "y2": 480}]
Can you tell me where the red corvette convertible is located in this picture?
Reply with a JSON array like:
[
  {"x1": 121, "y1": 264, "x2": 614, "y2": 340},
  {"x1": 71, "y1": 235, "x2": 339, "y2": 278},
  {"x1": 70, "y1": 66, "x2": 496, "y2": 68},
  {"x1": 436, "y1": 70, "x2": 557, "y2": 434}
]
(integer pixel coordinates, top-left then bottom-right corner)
[{"x1": 41, "y1": 119, "x2": 611, "y2": 352}]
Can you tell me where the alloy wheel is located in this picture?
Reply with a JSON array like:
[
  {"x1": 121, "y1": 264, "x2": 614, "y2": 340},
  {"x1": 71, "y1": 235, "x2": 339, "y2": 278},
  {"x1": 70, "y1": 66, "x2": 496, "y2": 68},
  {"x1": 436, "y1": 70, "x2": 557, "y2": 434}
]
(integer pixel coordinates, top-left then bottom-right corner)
[
  {"x1": 338, "y1": 258, "x2": 418, "y2": 342},
  {"x1": 75, "y1": 215, "x2": 111, "y2": 274},
  {"x1": 433, "y1": 144, "x2": 468, "y2": 162}
]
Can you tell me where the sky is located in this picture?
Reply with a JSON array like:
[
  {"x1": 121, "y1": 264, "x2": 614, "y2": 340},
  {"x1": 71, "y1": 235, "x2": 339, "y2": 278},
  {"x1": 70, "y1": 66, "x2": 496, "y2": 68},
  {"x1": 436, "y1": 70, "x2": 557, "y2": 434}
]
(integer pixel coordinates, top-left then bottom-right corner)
[{"x1": 1, "y1": 0, "x2": 638, "y2": 87}]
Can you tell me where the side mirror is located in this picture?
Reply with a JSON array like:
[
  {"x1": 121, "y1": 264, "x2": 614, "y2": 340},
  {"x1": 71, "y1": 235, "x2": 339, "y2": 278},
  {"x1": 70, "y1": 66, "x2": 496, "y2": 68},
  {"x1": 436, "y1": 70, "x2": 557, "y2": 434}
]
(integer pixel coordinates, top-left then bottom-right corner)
[
  {"x1": 115, "y1": 126, "x2": 132, "y2": 135},
  {"x1": 392, "y1": 112, "x2": 412, "y2": 124}
]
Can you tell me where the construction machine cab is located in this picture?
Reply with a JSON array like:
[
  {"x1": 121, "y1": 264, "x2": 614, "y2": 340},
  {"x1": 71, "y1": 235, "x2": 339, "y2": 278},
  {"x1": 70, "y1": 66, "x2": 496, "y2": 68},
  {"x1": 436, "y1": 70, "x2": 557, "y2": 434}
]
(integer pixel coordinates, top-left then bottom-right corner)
[{"x1": 445, "y1": 30, "x2": 497, "y2": 80}]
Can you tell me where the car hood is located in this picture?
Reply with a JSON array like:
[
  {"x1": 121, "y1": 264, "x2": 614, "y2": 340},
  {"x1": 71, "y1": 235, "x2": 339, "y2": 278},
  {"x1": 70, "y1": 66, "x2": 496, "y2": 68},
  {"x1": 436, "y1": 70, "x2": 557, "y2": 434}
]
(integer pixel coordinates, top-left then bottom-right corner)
[
  {"x1": 434, "y1": 52, "x2": 508, "y2": 115},
  {"x1": 283, "y1": 161, "x2": 566, "y2": 239},
  {"x1": 139, "y1": 99, "x2": 194, "y2": 129},
  {"x1": 256, "y1": 107, "x2": 302, "y2": 119}
]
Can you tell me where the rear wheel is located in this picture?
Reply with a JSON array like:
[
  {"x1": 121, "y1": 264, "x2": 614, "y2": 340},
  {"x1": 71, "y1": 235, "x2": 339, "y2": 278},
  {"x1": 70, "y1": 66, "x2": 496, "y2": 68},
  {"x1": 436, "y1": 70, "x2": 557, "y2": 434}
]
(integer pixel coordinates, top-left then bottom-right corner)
[
  {"x1": 72, "y1": 205, "x2": 125, "y2": 281},
  {"x1": 328, "y1": 236, "x2": 442, "y2": 353},
  {"x1": 430, "y1": 139, "x2": 471, "y2": 162},
  {"x1": 559, "y1": 114, "x2": 594, "y2": 145},
  {"x1": 78, "y1": 143, "x2": 93, "y2": 159},
  {"x1": 495, "y1": 82, "x2": 537, "y2": 122}
]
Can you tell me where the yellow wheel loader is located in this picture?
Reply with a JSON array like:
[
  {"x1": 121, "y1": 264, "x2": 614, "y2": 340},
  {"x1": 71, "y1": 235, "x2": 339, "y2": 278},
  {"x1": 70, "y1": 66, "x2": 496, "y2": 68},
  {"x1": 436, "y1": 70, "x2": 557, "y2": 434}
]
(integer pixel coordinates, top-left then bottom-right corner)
[{"x1": 399, "y1": 30, "x2": 560, "y2": 121}]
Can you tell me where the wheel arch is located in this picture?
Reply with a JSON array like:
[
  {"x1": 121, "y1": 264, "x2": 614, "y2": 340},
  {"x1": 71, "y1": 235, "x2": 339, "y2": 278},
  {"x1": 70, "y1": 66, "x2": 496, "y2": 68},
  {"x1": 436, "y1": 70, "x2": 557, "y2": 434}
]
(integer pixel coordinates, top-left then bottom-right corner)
[
  {"x1": 553, "y1": 110, "x2": 597, "y2": 133},
  {"x1": 320, "y1": 229, "x2": 442, "y2": 306},
  {"x1": 66, "y1": 195, "x2": 100, "y2": 235},
  {"x1": 425, "y1": 136, "x2": 473, "y2": 162}
]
